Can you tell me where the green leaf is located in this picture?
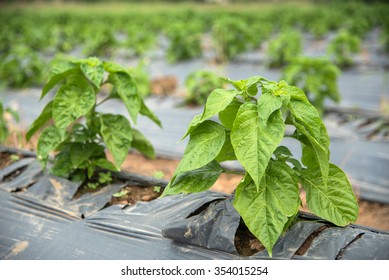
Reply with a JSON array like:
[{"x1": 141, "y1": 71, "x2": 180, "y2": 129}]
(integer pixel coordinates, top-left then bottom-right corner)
[
  {"x1": 245, "y1": 76, "x2": 263, "y2": 96},
  {"x1": 51, "y1": 151, "x2": 73, "y2": 178},
  {"x1": 53, "y1": 80, "x2": 95, "y2": 129},
  {"x1": 109, "y1": 72, "x2": 140, "y2": 124},
  {"x1": 218, "y1": 98, "x2": 243, "y2": 130},
  {"x1": 231, "y1": 103, "x2": 285, "y2": 190},
  {"x1": 162, "y1": 160, "x2": 223, "y2": 196},
  {"x1": 94, "y1": 158, "x2": 119, "y2": 172},
  {"x1": 131, "y1": 128, "x2": 155, "y2": 159},
  {"x1": 215, "y1": 132, "x2": 236, "y2": 162},
  {"x1": 199, "y1": 89, "x2": 238, "y2": 122},
  {"x1": 288, "y1": 92, "x2": 330, "y2": 182},
  {"x1": 100, "y1": 114, "x2": 133, "y2": 168},
  {"x1": 180, "y1": 113, "x2": 202, "y2": 141},
  {"x1": 80, "y1": 59, "x2": 104, "y2": 88},
  {"x1": 103, "y1": 61, "x2": 128, "y2": 74},
  {"x1": 178, "y1": 120, "x2": 226, "y2": 172},
  {"x1": 257, "y1": 92, "x2": 283, "y2": 125},
  {"x1": 26, "y1": 101, "x2": 53, "y2": 141},
  {"x1": 68, "y1": 142, "x2": 101, "y2": 168},
  {"x1": 139, "y1": 99, "x2": 162, "y2": 128},
  {"x1": 41, "y1": 66, "x2": 79, "y2": 100},
  {"x1": 234, "y1": 161, "x2": 300, "y2": 256},
  {"x1": 273, "y1": 145, "x2": 293, "y2": 157},
  {"x1": 301, "y1": 163, "x2": 359, "y2": 226},
  {"x1": 37, "y1": 126, "x2": 65, "y2": 166}
]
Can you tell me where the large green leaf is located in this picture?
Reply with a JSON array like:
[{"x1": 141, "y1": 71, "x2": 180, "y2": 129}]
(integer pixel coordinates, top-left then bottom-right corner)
[
  {"x1": 257, "y1": 92, "x2": 282, "y2": 125},
  {"x1": 288, "y1": 90, "x2": 330, "y2": 182},
  {"x1": 231, "y1": 103, "x2": 285, "y2": 190},
  {"x1": 103, "y1": 61, "x2": 128, "y2": 74},
  {"x1": 69, "y1": 142, "x2": 101, "y2": 169},
  {"x1": 53, "y1": 81, "x2": 95, "y2": 129},
  {"x1": 180, "y1": 114, "x2": 202, "y2": 141},
  {"x1": 100, "y1": 114, "x2": 133, "y2": 168},
  {"x1": 41, "y1": 65, "x2": 79, "y2": 100},
  {"x1": 199, "y1": 89, "x2": 238, "y2": 122},
  {"x1": 178, "y1": 120, "x2": 226, "y2": 172},
  {"x1": 218, "y1": 98, "x2": 243, "y2": 130},
  {"x1": 215, "y1": 132, "x2": 236, "y2": 162},
  {"x1": 139, "y1": 99, "x2": 162, "y2": 128},
  {"x1": 301, "y1": 163, "x2": 359, "y2": 226},
  {"x1": 51, "y1": 151, "x2": 73, "y2": 178},
  {"x1": 37, "y1": 126, "x2": 65, "y2": 166},
  {"x1": 109, "y1": 72, "x2": 140, "y2": 124},
  {"x1": 80, "y1": 59, "x2": 104, "y2": 88},
  {"x1": 162, "y1": 161, "x2": 223, "y2": 196},
  {"x1": 26, "y1": 101, "x2": 53, "y2": 141},
  {"x1": 234, "y1": 161, "x2": 300, "y2": 256},
  {"x1": 131, "y1": 128, "x2": 155, "y2": 159}
]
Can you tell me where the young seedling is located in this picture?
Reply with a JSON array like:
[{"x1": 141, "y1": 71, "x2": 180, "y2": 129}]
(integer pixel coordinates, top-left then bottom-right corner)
[
  {"x1": 162, "y1": 75, "x2": 358, "y2": 256},
  {"x1": 26, "y1": 57, "x2": 161, "y2": 187}
]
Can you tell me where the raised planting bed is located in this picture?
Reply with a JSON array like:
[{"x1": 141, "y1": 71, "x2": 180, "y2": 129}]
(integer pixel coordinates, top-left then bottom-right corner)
[{"x1": 0, "y1": 148, "x2": 388, "y2": 260}]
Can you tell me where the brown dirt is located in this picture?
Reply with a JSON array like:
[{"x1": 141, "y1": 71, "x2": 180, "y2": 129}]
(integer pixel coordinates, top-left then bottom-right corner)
[
  {"x1": 151, "y1": 75, "x2": 178, "y2": 95},
  {"x1": 108, "y1": 185, "x2": 162, "y2": 206}
]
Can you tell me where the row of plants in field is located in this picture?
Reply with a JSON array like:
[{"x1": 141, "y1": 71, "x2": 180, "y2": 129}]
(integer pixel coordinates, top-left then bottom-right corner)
[
  {"x1": 16, "y1": 56, "x2": 358, "y2": 257},
  {"x1": 1, "y1": 3, "x2": 388, "y2": 88}
]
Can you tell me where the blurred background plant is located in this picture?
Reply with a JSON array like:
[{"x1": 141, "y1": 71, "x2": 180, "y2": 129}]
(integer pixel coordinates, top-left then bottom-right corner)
[
  {"x1": 282, "y1": 57, "x2": 341, "y2": 115},
  {"x1": 266, "y1": 30, "x2": 302, "y2": 68},
  {"x1": 327, "y1": 30, "x2": 361, "y2": 68},
  {"x1": 184, "y1": 70, "x2": 226, "y2": 106}
]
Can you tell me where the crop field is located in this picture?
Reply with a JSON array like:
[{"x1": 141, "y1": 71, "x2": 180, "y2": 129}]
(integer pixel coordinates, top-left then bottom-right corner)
[{"x1": 0, "y1": 0, "x2": 389, "y2": 261}]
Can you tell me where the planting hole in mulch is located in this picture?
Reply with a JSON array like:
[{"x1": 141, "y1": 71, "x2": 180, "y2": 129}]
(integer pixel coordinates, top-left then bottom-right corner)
[
  {"x1": 108, "y1": 185, "x2": 162, "y2": 206},
  {"x1": 0, "y1": 152, "x2": 23, "y2": 170},
  {"x1": 294, "y1": 225, "x2": 330, "y2": 256},
  {"x1": 73, "y1": 176, "x2": 162, "y2": 206},
  {"x1": 0, "y1": 152, "x2": 26, "y2": 182},
  {"x1": 234, "y1": 220, "x2": 265, "y2": 256}
]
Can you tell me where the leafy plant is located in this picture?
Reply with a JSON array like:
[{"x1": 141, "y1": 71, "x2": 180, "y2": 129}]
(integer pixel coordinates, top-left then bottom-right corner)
[
  {"x1": 327, "y1": 30, "x2": 361, "y2": 67},
  {"x1": 212, "y1": 17, "x2": 254, "y2": 63},
  {"x1": 162, "y1": 75, "x2": 358, "y2": 256},
  {"x1": 82, "y1": 25, "x2": 117, "y2": 57},
  {"x1": 184, "y1": 70, "x2": 226, "y2": 106},
  {"x1": 0, "y1": 100, "x2": 19, "y2": 143},
  {"x1": 165, "y1": 22, "x2": 203, "y2": 63},
  {"x1": 266, "y1": 30, "x2": 302, "y2": 68},
  {"x1": 126, "y1": 25, "x2": 157, "y2": 57},
  {"x1": 0, "y1": 44, "x2": 45, "y2": 88},
  {"x1": 26, "y1": 57, "x2": 161, "y2": 184},
  {"x1": 282, "y1": 57, "x2": 341, "y2": 115}
]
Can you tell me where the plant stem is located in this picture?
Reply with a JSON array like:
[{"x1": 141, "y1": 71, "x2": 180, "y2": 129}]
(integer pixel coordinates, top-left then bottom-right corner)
[
  {"x1": 222, "y1": 169, "x2": 245, "y2": 176},
  {"x1": 96, "y1": 96, "x2": 111, "y2": 106}
]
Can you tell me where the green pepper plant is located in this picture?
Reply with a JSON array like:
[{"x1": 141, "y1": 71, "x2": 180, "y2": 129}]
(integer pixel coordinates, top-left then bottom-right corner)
[
  {"x1": 0, "y1": 100, "x2": 19, "y2": 143},
  {"x1": 26, "y1": 57, "x2": 161, "y2": 186},
  {"x1": 162, "y1": 75, "x2": 359, "y2": 256},
  {"x1": 327, "y1": 30, "x2": 361, "y2": 67},
  {"x1": 184, "y1": 70, "x2": 226, "y2": 106},
  {"x1": 266, "y1": 30, "x2": 302, "y2": 68},
  {"x1": 282, "y1": 57, "x2": 341, "y2": 115}
]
